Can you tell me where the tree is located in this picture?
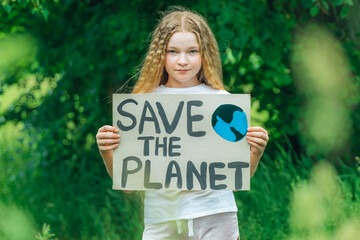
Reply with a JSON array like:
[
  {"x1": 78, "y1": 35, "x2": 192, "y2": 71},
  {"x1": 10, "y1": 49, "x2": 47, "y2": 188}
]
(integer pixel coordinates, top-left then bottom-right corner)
[{"x1": 0, "y1": 0, "x2": 359, "y2": 238}]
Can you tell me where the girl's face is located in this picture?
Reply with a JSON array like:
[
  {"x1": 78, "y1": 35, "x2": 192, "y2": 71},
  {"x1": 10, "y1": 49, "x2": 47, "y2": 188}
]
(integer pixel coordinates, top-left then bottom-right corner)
[{"x1": 164, "y1": 31, "x2": 202, "y2": 88}]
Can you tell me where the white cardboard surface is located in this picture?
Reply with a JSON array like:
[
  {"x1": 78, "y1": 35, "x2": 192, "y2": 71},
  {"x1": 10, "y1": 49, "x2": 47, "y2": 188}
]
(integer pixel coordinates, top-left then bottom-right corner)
[{"x1": 112, "y1": 94, "x2": 250, "y2": 191}]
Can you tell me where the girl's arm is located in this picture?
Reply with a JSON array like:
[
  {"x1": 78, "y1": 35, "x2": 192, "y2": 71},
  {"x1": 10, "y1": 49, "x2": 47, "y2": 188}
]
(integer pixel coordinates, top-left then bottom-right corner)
[
  {"x1": 96, "y1": 125, "x2": 120, "y2": 179},
  {"x1": 246, "y1": 127, "x2": 269, "y2": 178},
  {"x1": 96, "y1": 125, "x2": 133, "y2": 194}
]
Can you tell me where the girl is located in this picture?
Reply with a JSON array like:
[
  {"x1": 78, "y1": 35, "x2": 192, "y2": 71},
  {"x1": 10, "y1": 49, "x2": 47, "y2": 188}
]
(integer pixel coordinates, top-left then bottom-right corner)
[{"x1": 96, "y1": 7, "x2": 269, "y2": 240}]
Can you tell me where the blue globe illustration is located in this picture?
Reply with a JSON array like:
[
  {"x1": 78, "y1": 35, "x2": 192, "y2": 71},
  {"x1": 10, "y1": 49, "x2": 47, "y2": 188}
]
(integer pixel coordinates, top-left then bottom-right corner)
[{"x1": 211, "y1": 104, "x2": 248, "y2": 142}]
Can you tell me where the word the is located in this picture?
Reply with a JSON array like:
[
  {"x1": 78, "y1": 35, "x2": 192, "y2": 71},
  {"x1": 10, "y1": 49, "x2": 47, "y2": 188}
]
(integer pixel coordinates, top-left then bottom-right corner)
[{"x1": 137, "y1": 136, "x2": 181, "y2": 156}]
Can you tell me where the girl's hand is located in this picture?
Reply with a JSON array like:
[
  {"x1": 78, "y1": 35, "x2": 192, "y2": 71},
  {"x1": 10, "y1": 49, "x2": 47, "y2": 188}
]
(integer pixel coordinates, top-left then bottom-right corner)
[
  {"x1": 246, "y1": 126, "x2": 269, "y2": 178},
  {"x1": 247, "y1": 126, "x2": 269, "y2": 156},
  {"x1": 96, "y1": 125, "x2": 121, "y2": 153}
]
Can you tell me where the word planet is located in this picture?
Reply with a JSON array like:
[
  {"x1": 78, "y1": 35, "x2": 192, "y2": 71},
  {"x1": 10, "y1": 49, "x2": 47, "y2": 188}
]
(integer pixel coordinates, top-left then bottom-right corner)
[{"x1": 211, "y1": 104, "x2": 248, "y2": 142}]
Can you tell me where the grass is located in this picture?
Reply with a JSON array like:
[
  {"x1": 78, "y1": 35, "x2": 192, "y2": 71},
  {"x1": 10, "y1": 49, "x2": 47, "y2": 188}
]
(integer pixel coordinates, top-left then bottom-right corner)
[
  {"x1": 0, "y1": 122, "x2": 144, "y2": 239},
  {"x1": 235, "y1": 146, "x2": 360, "y2": 240},
  {"x1": 235, "y1": 143, "x2": 309, "y2": 240}
]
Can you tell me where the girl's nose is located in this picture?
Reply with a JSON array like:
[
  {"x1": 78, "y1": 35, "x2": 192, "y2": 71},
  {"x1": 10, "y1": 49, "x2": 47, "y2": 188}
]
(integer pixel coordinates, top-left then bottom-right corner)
[{"x1": 177, "y1": 53, "x2": 188, "y2": 65}]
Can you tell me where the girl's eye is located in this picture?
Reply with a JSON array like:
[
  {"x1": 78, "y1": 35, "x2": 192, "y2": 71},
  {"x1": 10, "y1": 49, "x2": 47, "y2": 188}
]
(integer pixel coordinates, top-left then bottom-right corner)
[
  {"x1": 189, "y1": 50, "x2": 198, "y2": 54},
  {"x1": 168, "y1": 50, "x2": 177, "y2": 54}
]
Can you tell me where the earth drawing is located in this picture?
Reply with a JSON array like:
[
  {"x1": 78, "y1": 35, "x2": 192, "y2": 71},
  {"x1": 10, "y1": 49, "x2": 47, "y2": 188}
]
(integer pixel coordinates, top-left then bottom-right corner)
[{"x1": 211, "y1": 104, "x2": 248, "y2": 142}]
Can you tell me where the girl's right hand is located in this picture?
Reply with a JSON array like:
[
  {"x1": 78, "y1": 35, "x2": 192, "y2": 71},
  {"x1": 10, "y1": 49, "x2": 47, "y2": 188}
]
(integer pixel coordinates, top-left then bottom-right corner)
[{"x1": 96, "y1": 125, "x2": 121, "y2": 153}]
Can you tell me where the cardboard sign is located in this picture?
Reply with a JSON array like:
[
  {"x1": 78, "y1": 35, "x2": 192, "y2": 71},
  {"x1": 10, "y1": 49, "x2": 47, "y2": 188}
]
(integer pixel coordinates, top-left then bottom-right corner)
[{"x1": 112, "y1": 94, "x2": 251, "y2": 191}]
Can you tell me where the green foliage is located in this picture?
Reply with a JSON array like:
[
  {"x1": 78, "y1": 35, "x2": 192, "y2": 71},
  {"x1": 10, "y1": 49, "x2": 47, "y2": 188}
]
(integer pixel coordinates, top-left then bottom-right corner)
[
  {"x1": 288, "y1": 162, "x2": 360, "y2": 239},
  {"x1": 0, "y1": 0, "x2": 359, "y2": 239},
  {"x1": 0, "y1": 121, "x2": 144, "y2": 239},
  {"x1": 235, "y1": 144, "x2": 309, "y2": 239},
  {"x1": 0, "y1": 202, "x2": 36, "y2": 240},
  {"x1": 234, "y1": 147, "x2": 360, "y2": 240},
  {"x1": 35, "y1": 224, "x2": 57, "y2": 240}
]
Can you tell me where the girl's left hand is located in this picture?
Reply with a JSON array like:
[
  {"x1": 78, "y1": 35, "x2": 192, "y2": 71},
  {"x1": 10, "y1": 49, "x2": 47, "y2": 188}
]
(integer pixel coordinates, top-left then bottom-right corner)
[{"x1": 246, "y1": 127, "x2": 269, "y2": 157}]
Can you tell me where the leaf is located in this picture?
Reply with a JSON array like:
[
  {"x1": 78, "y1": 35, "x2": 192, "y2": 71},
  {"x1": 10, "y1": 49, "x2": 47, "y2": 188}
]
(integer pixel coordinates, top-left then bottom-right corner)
[
  {"x1": 225, "y1": 47, "x2": 236, "y2": 65},
  {"x1": 302, "y1": 0, "x2": 315, "y2": 8},
  {"x1": 321, "y1": 0, "x2": 329, "y2": 10},
  {"x1": 3, "y1": 4, "x2": 12, "y2": 13},
  {"x1": 344, "y1": 0, "x2": 354, "y2": 6},
  {"x1": 41, "y1": 9, "x2": 50, "y2": 22},
  {"x1": 340, "y1": 6, "x2": 349, "y2": 18},
  {"x1": 252, "y1": 37, "x2": 261, "y2": 49},
  {"x1": 233, "y1": 32, "x2": 249, "y2": 49},
  {"x1": 310, "y1": 6, "x2": 320, "y2": 16},
  {"x1": 332, "y1": 0, "x2": 344, "y2": 6}
]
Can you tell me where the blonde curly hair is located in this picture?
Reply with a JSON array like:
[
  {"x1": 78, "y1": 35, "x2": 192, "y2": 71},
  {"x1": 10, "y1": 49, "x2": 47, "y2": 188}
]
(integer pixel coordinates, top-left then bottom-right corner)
[{"x1": 132, "y1": 7, "x2": 224, "y2": 93}]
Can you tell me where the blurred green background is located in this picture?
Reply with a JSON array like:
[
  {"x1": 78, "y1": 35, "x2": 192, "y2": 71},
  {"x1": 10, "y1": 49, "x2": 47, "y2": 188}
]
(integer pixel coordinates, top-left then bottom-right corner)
[{"x1": 0, "y1": 0, "x2": 359, "y2": 239}]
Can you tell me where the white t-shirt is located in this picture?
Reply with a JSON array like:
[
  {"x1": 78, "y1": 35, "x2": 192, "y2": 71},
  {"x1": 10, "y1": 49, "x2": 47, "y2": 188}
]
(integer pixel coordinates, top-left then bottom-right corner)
[{"x1": 144, "y1": 84, "x2": 238, "y2": 224}]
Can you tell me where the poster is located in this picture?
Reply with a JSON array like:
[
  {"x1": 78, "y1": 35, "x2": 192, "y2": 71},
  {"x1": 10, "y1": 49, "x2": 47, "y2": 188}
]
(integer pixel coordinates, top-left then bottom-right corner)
[{"x1": 112, "y1": 94, "x2": 251, "y2": 191}]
